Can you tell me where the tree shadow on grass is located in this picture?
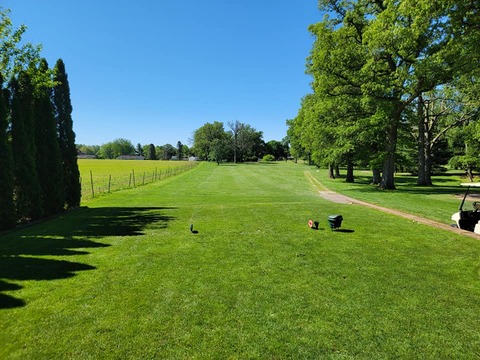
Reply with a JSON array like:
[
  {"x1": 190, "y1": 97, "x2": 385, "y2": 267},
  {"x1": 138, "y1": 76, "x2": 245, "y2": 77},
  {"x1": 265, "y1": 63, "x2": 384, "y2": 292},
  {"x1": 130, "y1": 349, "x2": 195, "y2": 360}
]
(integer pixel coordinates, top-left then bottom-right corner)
[
  {"x1": 70, "y1": 207, "x2": 175, "y2": 238},
  {"x1": 0, "y1": 280, "x2": 25, "y2": 308},
  {"x1": 0, "y1": 206, "x2": 176, "y2": 309}
]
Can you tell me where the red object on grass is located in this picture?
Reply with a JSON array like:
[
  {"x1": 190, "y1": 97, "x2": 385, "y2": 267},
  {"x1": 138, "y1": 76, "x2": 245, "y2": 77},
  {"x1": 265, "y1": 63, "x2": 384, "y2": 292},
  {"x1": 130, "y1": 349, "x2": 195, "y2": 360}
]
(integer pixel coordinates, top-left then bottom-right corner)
[{"x1": 308, "y1": 219, "x2": 313, "y2": 228}]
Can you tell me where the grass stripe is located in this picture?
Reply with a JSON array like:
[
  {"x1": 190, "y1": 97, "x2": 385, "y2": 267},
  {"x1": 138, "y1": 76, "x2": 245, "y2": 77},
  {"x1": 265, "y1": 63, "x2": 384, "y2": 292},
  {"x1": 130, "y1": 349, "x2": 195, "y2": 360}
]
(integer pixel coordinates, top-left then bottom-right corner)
[{"x1": 1, "y1": 162, "x2": 480, "y2": 358}]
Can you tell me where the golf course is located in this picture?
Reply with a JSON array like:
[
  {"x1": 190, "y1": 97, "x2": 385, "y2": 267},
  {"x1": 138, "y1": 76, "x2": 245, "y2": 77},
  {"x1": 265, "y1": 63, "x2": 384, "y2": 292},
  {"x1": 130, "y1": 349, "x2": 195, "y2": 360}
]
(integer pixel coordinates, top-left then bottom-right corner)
[{"x1": 1, "y1": 162, "x2": 480, "y2": 358}]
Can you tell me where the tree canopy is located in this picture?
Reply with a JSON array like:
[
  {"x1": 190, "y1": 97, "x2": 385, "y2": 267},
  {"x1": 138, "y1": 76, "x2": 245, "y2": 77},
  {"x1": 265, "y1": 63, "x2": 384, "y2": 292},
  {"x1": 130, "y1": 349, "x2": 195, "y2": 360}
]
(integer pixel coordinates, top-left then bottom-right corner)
[
  {"x1": 289, "y1": 0, "x2": 480, "y2": 188},
  {"x1": 192, "y1": 121, "x2": 267, "y2": 163}
]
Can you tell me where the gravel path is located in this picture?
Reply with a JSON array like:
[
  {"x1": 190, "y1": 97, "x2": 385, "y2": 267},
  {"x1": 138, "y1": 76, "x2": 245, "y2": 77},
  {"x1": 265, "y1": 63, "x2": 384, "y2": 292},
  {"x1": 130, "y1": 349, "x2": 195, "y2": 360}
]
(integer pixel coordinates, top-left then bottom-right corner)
[{"x1": 305, "y1": 171, "x2": 480, "y2": 239}]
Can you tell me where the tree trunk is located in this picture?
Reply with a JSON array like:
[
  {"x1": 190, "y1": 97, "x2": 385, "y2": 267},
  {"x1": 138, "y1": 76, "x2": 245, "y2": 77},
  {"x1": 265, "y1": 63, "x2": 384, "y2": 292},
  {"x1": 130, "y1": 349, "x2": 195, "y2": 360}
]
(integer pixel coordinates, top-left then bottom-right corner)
[
  {"x1": 380, "y1": 116, "x2": 399, "y2": 190},
  {"x1": 425, "y1": 142, "x2": 433, "y2": 186},
  {"x1": 335, "y1": 165, "x2": 341, "y2": 178},
  {"x1": 346, "y1": 157, "x2": 354, "y2": 183},
  {"x1": 371, "y1": 169, "x2": 381, "y2": 185},
  {"x1": 233, "y1": 133, "x2": 237, "y2": 164},
  {"x1": 328, "y1": 164, "x2": 335, "y2": 179},
  {"x1": 417, "y1": 96, "x2": 428, "y2": 185},
  {"x1": 467, "y1": 167, "x2": 474, "y2": 182}
]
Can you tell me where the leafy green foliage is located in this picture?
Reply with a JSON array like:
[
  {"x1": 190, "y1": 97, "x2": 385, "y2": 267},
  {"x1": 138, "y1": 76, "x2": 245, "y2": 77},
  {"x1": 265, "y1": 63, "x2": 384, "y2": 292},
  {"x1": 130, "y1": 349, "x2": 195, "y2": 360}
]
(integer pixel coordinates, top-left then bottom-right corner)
[
  {"x1": 292, "y1": 0, "x2": 480, "y2": 189},
  {"x1": 264, "y1": 140, "x2": 288, "y2": 160},
  {"x1": 0, "y1": 9, "x2": 42, "y2": 81},
  {"x1": 192, "y1": 121, "x2": 226, "y2": 160},
  {"x1": 261, "y1": 154, "x2": 275, "y2": 162},
  {"x1": 97, "y1": 138, "x2": 135, "y2": 159}
]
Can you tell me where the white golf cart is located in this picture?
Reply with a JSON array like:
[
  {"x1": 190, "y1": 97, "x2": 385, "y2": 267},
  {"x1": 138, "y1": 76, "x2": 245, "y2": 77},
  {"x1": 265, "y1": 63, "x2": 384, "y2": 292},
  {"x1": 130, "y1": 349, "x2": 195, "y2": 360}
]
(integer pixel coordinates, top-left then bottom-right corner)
[{"x1": 451, "y1": 183, "x2": 480, "y2": 234}]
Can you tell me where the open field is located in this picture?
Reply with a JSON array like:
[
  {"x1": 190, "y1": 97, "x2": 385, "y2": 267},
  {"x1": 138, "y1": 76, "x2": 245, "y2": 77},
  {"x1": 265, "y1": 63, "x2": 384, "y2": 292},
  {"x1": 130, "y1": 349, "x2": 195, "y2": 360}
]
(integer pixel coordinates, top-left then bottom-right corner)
[
  {"x1": 1, "y1": 162, "x2": 480, "y2": 358},
  {"x1": 78, "y1": 159, "x2": 198, "y2": 201}
]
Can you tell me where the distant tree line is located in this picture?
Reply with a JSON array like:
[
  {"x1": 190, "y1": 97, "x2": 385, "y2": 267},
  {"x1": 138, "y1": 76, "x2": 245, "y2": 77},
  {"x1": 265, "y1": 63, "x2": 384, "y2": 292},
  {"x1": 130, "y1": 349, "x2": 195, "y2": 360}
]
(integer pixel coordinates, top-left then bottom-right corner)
[
  {"x1": 78, "y1": 121, "x2": 289, "y2": 164},
  {"x1": 0, "y1": 9, "x2": 80, "y2": 230},
  {"x1": 288, "y1": 0, "x2": 480, "y2": 188},
  {"x1": 191, "y1": 120, "x2": 289, "y2": 164},
  {"x1": 77, "y1": 139, "x2": 191, "y2": 160}
]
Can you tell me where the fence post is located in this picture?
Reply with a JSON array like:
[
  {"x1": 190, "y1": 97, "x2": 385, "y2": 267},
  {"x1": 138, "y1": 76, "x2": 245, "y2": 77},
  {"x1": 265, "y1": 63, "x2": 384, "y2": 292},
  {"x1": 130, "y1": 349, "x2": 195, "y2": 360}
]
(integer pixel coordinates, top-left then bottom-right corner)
[
  {"x1": 129, "y1": 173, "x2": 132, "y2": 187},
  {"x1": 90, "y1": 170, "x2": 95, "y2": 198},
  {"x1": 108, "y1": 174, "x2": 112, "y2": 193},
  {"x1": 132, "y1": 169, "x2": 136, "y2": 187},
  {"x1": 143, "y1": 172, "x2": 145, "y2": 186}
]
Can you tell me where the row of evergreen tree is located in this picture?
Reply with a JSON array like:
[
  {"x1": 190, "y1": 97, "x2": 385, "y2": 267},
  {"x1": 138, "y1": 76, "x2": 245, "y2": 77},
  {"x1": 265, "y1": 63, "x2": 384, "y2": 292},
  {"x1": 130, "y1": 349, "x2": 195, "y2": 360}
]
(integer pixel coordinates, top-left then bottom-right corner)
[{"x1": 0, "y1": 58, "x2": 80, "y2": 231}]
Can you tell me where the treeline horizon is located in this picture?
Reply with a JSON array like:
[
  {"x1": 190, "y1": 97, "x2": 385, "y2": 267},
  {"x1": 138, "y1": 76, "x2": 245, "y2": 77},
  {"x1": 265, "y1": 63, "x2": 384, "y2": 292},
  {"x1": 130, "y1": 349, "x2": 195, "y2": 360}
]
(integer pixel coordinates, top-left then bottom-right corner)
[{"x1": 77, "y1": 120, "x2": 290, "y2": 163}]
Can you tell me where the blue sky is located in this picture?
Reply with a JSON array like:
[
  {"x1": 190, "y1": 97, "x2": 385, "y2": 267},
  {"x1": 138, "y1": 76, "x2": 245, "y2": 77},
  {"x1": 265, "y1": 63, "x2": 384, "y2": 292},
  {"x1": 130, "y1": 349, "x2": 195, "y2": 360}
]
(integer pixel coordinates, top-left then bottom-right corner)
[{"x1": 2, "y1": 1, "x2": 321, "y2": 147}]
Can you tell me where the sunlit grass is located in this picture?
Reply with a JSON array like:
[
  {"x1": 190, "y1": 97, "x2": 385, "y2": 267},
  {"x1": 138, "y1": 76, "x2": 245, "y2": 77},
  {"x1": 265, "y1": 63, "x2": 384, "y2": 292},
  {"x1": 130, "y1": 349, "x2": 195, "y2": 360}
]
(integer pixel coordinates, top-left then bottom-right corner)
[
  {"x1": 1, "y1": 162, "x2": 480, "y2": 358},
  {"x1": 78, "y1": 159, "x2": 198, "y2": 202}
]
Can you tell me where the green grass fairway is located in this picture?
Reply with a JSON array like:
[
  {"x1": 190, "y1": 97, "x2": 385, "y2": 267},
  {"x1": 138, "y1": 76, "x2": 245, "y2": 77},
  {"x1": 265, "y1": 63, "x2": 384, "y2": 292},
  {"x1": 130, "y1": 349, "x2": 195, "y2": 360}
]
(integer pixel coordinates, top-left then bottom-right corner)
[{"x1": 2, "y1": 162, "x2": 480, "y2": 358}]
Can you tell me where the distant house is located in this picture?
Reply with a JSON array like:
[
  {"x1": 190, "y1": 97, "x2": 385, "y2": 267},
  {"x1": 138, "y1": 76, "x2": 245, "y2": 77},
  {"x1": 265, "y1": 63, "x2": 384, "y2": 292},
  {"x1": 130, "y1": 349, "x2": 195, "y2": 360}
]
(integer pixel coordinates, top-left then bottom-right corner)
[
  {"x1": 188, "y1": 156, "x2": 199, "y2": 161},
  {"x1": 77, "y1": 149, "x2": 96, "y2": 159},
  {"x1": 116, "y1": 155, "x2": 145, "y2": 160}
]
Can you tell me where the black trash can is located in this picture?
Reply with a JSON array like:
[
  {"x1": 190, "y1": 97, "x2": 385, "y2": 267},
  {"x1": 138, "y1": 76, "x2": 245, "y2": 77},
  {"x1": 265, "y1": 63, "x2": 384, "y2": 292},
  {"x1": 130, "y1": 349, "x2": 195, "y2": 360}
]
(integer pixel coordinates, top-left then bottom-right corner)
[{"x1": 328, "y1": 215, "x2": 343, "y2": 230}]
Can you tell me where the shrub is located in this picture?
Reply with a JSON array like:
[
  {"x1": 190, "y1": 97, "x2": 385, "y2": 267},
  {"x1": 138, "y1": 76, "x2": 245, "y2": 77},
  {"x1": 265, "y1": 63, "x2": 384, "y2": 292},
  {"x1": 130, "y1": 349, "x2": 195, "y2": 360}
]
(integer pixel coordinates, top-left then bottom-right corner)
[{"x1": 262, "y1": 154, "x2": 276, "y2": 162}]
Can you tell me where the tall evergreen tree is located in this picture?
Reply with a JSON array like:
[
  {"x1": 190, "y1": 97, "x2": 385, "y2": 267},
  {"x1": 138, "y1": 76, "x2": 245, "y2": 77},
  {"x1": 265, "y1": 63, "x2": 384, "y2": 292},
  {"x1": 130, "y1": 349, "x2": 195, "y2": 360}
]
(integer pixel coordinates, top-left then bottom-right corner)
[
  {"x1": 34, "y1": 59, "x2": 65, "y2": 215},
  {"x1": 0, "y1": 75, "x2": 16, "y2": 230},
  {"x1": 147, "y1": 143, "x2": 156, "y2": 160},
  {"x1": 11, "y1": 72, "x2": 43, "y2": 220},
  {"x1": 53, "y1": 59, "x2": 81, "y2": 207},
  {"x1": 176, "y1": 141, "x2": 183, "y2": 160}
]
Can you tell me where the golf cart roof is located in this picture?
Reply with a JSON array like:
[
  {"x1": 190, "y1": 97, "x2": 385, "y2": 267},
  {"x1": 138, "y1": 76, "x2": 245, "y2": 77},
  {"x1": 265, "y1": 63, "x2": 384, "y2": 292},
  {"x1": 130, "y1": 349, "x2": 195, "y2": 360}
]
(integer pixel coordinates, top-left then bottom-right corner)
[{"x1": 461, "y1": 183, "x2": 480, "y2": 187}]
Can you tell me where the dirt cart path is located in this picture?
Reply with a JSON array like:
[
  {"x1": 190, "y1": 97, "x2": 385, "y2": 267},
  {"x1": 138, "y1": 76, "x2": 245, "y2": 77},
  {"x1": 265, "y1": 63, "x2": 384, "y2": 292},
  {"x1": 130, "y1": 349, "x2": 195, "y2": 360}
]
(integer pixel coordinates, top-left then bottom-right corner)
[{"x1": 305, "y1": 171, "x2": 480, "y2": 240}]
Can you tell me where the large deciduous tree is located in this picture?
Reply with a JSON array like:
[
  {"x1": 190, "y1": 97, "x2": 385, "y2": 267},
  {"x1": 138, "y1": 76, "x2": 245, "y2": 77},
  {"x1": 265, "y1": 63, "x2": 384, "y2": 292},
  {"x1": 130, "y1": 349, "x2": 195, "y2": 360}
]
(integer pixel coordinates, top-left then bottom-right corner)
[
  {"x1": 305, "y1": 0, "x2": 480, "y2": 189},
  {"x1": 98, "y1": 138, "x2": 135, "y2": 159},
  {"x1": 192, "y1": 121, "x2": 226, "y2": 160},
  {"x1": 0, "y1": 9, "x2": 41, "y2": 82},
  {"x1": 227, "y1": 120, "x2": 244, "y2": 164}
]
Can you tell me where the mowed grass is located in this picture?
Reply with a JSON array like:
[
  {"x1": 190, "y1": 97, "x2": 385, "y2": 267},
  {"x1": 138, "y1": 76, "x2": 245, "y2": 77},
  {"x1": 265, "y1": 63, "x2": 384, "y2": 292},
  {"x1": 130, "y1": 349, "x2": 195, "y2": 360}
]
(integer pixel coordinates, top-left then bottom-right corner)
[
  {"x1": 2, "y1": 162, "x2": 480, "y2": 358},
  {"x1": 309, "y1": 167, "x2": 471, "y2": 225},
  {"x1": 78, "y1": 159, "x2": 198, "y2": 201}
]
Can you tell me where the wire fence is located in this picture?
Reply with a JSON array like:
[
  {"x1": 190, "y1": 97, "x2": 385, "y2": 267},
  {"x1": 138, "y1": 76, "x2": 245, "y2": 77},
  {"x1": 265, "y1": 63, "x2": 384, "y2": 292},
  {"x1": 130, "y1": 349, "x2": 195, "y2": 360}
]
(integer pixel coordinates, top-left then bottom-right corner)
[{"x1": 80, "y1": 162, "x2": 199, "y2": 201}]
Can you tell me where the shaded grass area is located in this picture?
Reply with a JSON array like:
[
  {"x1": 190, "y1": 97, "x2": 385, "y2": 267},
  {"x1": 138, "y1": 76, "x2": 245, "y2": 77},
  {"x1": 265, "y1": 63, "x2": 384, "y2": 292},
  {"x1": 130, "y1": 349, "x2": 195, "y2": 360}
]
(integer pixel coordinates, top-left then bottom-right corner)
[
  {"x1": 1, "y1": 162, "x2": 480, "y2": 358},
  {"x1": 0, "y1": 207, "x2": 175, "y2": 310}
]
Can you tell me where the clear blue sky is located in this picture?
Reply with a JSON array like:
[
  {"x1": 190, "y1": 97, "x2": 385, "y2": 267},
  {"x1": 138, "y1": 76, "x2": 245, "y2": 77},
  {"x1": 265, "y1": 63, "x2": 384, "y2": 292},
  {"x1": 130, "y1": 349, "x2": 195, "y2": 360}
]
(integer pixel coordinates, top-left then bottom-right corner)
[{"x1": 2, "y1": 0, "x2": 321, "y2": 147}]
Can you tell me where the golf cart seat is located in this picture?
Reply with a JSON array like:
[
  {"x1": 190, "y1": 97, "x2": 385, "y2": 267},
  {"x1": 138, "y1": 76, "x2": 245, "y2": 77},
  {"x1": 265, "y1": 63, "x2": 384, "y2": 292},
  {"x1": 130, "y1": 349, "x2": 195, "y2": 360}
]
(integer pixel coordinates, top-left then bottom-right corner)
[{"x1": 452, "y1": 183, "x2": 480, "y2": 234}]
